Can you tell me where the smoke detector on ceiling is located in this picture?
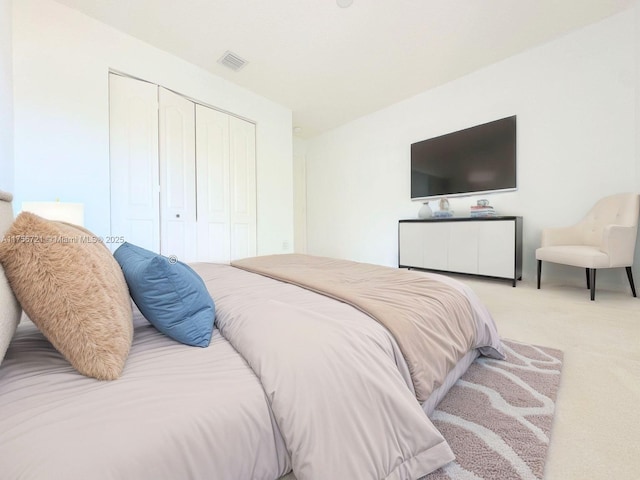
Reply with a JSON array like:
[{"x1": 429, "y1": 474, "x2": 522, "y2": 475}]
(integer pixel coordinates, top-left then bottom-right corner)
[
  {"x1": 217, "y1": 51, "x2": 248, "y2": 71},
  {"x1": 337, "y1": 0, "x2": 353, "y2": 7}
]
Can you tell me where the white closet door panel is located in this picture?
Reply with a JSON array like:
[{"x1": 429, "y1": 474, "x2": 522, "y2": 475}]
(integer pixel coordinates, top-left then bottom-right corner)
[
  {"x1": 129, "y1": 220, "x2": 157, "y2": 249},
  {"x1": 203, "y1": 224, "x2": 229, "y2": 262},
  {"x1": 109, "y1": 74, "x2": 159, "y2": 252},
  {"x1": 163, "y1": 222, "x2": 185, "y2": 261},
  {"x1": 195, "y1": 105, "x2": 231, "y2": 262},
  {"x1": 159, "y1": 88, "x2": 196, "y2": 262},
  {"x1": 229, "y1": 116, "x2": 256, "y2": 260},
  {"x1": 231, "y1": 224, "x2": 250, "y2": 260},
  {"x1": 164, "y1": 109, "x2": 188, "y2": 210}
]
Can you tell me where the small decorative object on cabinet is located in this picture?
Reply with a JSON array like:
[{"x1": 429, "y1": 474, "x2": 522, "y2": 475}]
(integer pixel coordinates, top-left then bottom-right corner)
[{"x1": 417, "y1": 202, "x2": 433, "y2": 219}]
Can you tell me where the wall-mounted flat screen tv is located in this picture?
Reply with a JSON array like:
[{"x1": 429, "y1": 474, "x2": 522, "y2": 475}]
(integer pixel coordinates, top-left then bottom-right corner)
[{"x1": 411, "y1": 115, "x2": 517, "y2": 200}]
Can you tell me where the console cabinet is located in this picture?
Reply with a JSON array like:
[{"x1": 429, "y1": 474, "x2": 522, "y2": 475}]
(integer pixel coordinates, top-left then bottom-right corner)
[{"x1": 398, "y1": 217, "x2": 523, "y2": 286}]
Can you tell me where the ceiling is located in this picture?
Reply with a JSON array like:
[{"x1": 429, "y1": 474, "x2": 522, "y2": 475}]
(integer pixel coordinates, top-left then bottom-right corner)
[{"x1": 55, "y1": 0, "x2": 636, "y2": 138}]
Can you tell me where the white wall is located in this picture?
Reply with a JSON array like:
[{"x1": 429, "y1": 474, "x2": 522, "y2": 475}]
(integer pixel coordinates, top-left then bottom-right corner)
[
  {"x1": 0, "y1": 0, "x2": 13, "y2": 193},
  {"x1": 12, "y1": 0, "x2": 294, "y2": 255},
  {"x1": 293, "y1": 135, "x2": 307, "y2": 253},
  {"x1": 303, "y1": 7, "x2": 639, "y2": 291}
]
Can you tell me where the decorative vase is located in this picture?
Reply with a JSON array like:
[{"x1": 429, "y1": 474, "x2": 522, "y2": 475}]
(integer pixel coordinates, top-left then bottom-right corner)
[{"x1": 418, "y1": 202, "x2": 433, "y2": 219}]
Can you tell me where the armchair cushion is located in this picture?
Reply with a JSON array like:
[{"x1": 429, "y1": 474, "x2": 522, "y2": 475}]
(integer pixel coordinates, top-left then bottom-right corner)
[
  {"x1": 540, "y1": 226, "x2": 583, "y2": 247},
  {"x1": 536, "y1": 245, "x2": 609, "y2": 269}
]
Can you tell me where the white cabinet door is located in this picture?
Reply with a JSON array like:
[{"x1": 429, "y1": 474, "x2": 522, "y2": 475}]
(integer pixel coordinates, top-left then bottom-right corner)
[
  {"x1": 195, "y1": 105, "x2": 231, "y2": 262},
  {"x1": 109, "y1": 74, "x2": 159, "y2": 253},
  {"x1": 159, "y1": 88, "x2": 197, "y2": 262},
  {"x1": 229, "y1": 116, "x2": 256, "y2": 261},
  {"x1": 447, "y1": 222, "x2": 479, "y2": 274},
  {"x1": 399, "y1": 223, "x2": 424, "y2": 267},
  {"x1": 478, "y1": 220, "x2": 515, "y2": 278},
  {"x1": 422, "y1": 222, "x2": 449, "y2": 271}
]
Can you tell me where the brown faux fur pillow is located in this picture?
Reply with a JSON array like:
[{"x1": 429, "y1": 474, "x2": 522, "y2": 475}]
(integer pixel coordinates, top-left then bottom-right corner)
[{"x1": 0, "y1": 212, "x2": 133, "y2": 380}]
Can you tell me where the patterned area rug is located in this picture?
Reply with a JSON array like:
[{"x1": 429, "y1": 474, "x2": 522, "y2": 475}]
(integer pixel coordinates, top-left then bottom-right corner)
[{"x1": 423, "y1": 340, "x2": 563, "y2": 480}]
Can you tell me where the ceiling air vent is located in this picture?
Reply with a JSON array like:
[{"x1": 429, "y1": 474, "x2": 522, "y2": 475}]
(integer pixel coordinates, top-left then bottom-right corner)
[{"x1": 217, "y1": 51, "x2": 248, "y2": 71}]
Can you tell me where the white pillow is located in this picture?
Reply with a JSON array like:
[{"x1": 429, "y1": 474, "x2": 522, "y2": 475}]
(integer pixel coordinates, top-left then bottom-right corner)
[{"x1": 0, "y1": 191, "x2": 22, "y2": 365}]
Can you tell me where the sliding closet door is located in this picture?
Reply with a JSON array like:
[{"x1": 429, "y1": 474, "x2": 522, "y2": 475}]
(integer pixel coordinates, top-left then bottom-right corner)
[
  {"x1": 229, "y1": 117, "x2": 257, "y2": 260},
  {"x1": 195, "y1": 105, "x2": 231, "y2": 262},
  {"x1": 109, "y1": 74, "x2": 160, "y2": 252},
  {"x1": 158, "y1": 88, "x2": 197, "y2": 263},
  {"x1": 110, "y1": 75, "x2": 256, "y2": 262}
]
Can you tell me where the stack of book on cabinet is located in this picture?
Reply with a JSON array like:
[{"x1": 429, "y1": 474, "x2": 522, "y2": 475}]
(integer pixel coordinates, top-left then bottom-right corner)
[{"x1": 469, "y1": 205, "x2": 497, "y2": 217}]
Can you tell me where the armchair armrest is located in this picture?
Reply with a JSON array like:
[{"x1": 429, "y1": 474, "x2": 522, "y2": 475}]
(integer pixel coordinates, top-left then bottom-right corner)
[
  {"x1": 540, "y1": 225, "x2": 583, "y2": 247},
  {"x1": 601, "y1": 225, "x2": 639, "y2": 267}
]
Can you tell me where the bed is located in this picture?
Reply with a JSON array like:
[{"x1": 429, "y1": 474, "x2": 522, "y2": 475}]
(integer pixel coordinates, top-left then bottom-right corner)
[{"x1": 0, "y1": 190, "x2": 504, "y2": 480}]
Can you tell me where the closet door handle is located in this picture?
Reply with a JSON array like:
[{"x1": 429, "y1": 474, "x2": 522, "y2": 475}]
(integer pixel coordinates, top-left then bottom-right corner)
[{"x1": 176, "y1": 214, "x2": 180, "y2": 218}]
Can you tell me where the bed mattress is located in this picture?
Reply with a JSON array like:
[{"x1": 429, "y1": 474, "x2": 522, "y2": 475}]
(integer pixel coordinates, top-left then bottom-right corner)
[
  {"x1": 0, "y1": 262, "x2": 503, "y2": 480},
  {"x1": 0, "y1": 313, "x2": 291, "y2": 480}
]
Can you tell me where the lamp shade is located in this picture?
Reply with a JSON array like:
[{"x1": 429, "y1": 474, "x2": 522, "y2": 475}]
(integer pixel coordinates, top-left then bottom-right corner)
[{"x1": 21, "y1": 201, "x2": 84, "y2": 227}]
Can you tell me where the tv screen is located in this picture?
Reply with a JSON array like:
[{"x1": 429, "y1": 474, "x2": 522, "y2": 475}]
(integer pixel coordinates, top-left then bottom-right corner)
[{"x1": 411, "y1": 115, "x2": 517, "y2": 200}]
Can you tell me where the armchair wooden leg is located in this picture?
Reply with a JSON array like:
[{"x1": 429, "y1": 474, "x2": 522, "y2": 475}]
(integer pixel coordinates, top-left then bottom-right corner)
[
  {"x1": 589, "y1": 269, "x2": 596, "y2": 301},
  {"x1": 537, "y1": 260, "x2": 541, "y2": 289},
  {"x1": 585, "y1": 268, "x2": 590, "y2": 289},
  {"x1": 625, "y1": 266, "x2": 637, "y2": 297}
]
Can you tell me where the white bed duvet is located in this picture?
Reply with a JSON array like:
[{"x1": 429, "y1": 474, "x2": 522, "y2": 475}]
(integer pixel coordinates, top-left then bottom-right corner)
[{"x1": 0, "y1": 261, "x2": 503, "y2": 480}]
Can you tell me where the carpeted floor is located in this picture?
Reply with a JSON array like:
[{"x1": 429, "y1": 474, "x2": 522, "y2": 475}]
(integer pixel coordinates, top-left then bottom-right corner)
[
  {"x1": 460, "y1": 276, "x2": 639, "y2": 480},
  {"x1": 422, "y1": 340, "x2": 563, "y2": 480}
]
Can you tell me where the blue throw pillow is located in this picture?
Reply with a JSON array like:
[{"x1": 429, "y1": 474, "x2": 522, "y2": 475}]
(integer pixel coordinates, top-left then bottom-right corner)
[{"x1": 114, "y1": 242, "x2": 215, "y2": 347}]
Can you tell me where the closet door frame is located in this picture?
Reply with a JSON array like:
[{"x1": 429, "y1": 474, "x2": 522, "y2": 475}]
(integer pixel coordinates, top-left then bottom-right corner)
[{"x1": 109, "y1": 72, "x2": 257, "y2": 262}]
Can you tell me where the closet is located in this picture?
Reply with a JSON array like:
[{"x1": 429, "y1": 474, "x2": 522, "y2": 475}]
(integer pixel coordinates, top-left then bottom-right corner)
[{"x1": 109, "y1": 73, "x2": 256, "y2": 263}]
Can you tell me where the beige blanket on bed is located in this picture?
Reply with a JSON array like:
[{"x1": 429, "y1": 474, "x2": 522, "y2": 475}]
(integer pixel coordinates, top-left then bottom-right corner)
[{"x1": 232, "y1": 254, "x2": 478, "y2": 402}]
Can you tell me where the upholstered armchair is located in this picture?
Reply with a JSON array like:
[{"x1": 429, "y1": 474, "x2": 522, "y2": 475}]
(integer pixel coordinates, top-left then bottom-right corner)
[{"x1": 536, "y1": 193, "x2": 640, "y2": 301}]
